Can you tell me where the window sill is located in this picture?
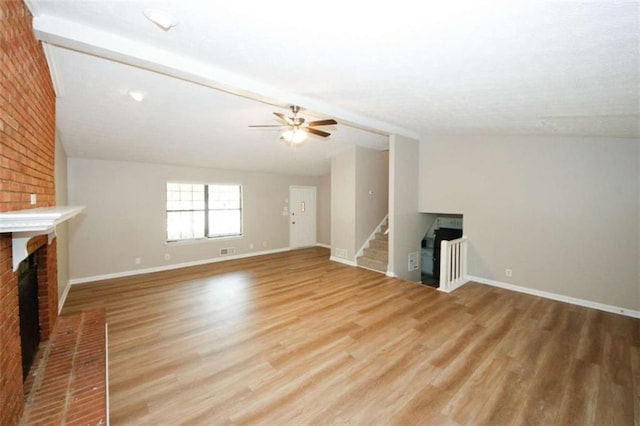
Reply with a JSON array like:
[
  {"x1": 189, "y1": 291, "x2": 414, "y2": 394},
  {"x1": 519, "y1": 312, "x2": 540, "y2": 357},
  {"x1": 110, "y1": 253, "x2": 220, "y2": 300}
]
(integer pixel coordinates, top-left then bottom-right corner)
[{"x1": 165, "y1": 235, "x2": 243, "y2": 246}]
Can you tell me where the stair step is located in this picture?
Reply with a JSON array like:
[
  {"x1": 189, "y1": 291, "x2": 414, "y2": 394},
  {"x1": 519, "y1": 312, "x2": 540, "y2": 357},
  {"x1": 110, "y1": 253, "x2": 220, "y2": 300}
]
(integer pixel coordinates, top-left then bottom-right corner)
[
  {"x1": 370, "y1": 239, "x2": 388, "y2": 250},
  {"x1": 375, "y1": 232, "x2": 388, "y2": 241},
  {"x1": 363, "y1": 247, "x2": 388, "y2": 262},
  {"x1": 357, "y1": 256, "x2": 387, "y2": 273}
]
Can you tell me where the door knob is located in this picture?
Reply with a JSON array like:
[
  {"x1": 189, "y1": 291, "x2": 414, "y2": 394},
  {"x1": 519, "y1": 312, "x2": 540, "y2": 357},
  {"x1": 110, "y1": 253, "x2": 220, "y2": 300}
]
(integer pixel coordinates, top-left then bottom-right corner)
[{"x1": 292, "y1": 221, "x2": 296, "y2": 224}]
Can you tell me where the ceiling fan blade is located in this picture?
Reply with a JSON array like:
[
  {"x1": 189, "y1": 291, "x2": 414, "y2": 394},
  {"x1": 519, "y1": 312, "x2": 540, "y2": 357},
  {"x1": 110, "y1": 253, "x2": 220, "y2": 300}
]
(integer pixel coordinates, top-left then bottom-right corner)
[
  {"x1": 274, "y1": 112, "x2": 293, "y2": 125},
  {"x1": 248, "y1": 125, "x2": 287, "y2": 128},
  {"x1": 305, "y1": 127, "x2": 331, "y2": 138},
  {"x1": 307, "y1": 119, "x2": 337, "y2": 127}
]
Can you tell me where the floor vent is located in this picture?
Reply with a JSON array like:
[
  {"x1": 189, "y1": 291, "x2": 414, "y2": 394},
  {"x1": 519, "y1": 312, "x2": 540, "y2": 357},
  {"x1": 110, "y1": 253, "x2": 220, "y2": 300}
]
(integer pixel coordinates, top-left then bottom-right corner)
[{"x1": 219, "y1": 247, "x2": 236, "y2": 256}]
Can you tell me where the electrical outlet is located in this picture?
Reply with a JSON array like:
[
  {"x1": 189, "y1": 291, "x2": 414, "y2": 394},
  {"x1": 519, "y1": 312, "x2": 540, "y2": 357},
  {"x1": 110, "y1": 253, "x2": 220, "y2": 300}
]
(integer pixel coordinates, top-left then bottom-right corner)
[
  {"x1": 30, "y1": 194, "x2": 36, "y2": 205},
  {"x1": 135, "y1": 257, "x2": 141, "y2": 265},
  {"x1": 249, "y1": 243, "x2": 254, "y2": 249},
  {"x1": 505, "y1": 269, "x2": 512, "y2": 277},
  {"x1": 164, "y1": 253, "x2": 171, "y2": 261}
]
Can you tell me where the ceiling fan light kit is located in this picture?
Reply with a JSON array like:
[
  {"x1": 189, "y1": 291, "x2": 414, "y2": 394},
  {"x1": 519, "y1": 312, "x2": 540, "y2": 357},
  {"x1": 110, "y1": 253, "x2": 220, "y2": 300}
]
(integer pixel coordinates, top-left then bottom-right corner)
[
  {"x1": 249, "y1": 105, "x2": 338, "y2": 146},
  {"x1": 282, "y1": 129, "x2": 308, "y2": 145}
]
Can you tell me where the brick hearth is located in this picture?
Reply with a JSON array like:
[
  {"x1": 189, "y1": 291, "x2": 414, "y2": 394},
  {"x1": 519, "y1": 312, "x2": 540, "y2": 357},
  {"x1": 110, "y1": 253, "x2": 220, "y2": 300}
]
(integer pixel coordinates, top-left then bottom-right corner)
[{"x1": 20, "y1": 309, "x2": 108, "y2": 426}]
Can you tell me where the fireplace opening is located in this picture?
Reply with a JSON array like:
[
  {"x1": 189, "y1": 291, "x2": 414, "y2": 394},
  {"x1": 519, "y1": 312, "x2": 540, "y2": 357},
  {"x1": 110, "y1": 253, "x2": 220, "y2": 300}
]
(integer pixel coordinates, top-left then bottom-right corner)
[{"x1": 18, "y1": 254, "x2": 40, "y2": 382}]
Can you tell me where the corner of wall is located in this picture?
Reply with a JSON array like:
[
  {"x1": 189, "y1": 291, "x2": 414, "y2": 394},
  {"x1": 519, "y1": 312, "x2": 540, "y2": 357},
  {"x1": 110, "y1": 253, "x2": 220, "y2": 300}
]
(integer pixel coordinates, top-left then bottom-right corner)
[{"x1": 388, "y1": 135, "x2": 424, "y2": 282}]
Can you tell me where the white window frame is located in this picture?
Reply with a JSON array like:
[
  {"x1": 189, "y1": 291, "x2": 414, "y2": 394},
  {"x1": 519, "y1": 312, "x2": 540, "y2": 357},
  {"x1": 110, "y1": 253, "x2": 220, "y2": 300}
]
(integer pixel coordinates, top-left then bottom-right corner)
[{"x1": 166, "y1": 181, "x2": 243, "y2": 242}]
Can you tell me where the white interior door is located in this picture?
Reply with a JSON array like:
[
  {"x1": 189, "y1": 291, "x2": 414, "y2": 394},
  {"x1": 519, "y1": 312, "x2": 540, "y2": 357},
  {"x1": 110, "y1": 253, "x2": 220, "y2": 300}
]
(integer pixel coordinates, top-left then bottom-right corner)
[{"x1": 289, "y1": 186, "x2": 317, "y2": 249}]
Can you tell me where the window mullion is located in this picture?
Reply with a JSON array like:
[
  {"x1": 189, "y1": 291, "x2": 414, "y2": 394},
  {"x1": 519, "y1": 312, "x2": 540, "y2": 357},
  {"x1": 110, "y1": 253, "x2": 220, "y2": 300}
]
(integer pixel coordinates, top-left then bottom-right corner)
[{"x1": 204, "y1": 185, "x2": 210, "y2": 237}]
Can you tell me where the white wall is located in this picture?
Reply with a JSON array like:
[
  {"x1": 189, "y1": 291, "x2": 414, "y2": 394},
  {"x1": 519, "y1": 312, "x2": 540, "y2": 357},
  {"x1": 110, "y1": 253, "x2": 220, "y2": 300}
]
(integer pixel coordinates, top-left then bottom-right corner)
[
  {"x1": 330, "y1": 148, "x2": 357, "y2": 260},
  {"x1": 419, "y1": 135, "x2": 640, "y2": 311},
  {"x1": 317, "y1": 173, "x2": 331, "y2": 246},
  {"x1": 67, "y1": 158, "x2": 321, "y2": 281},
  {"x1": 330, "y1": 146, "x2": 389, "y2": 262},
  {"x1": 54, "y1": 135, "x2": 70, "y2": 302},
  {"x1": 389, "y1": 135, "x2": 431, "y2": 281},
  {"x1": 355, "y1": 148, "x2": 389, "y2": 247}
]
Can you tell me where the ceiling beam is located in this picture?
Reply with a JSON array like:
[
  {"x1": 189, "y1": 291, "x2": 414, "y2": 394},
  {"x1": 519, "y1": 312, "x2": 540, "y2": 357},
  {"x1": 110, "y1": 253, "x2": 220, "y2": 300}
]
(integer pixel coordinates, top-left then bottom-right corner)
[{"x1": 31, "y1": 14, "x2": 419, "y2": 140}]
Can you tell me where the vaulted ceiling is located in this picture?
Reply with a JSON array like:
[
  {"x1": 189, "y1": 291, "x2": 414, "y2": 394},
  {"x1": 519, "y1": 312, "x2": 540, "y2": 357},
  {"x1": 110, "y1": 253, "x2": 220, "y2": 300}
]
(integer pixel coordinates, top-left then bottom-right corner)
[{"x1": 26, "y1": 1, "x2": 639, "y2": 176}]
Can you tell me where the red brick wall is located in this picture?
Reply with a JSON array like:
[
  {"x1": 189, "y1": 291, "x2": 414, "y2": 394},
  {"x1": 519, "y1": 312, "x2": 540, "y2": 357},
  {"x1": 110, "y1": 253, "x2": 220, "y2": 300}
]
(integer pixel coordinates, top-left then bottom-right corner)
[{"x1": 0, "y1": 1, "x2": 57, "y2": 425}]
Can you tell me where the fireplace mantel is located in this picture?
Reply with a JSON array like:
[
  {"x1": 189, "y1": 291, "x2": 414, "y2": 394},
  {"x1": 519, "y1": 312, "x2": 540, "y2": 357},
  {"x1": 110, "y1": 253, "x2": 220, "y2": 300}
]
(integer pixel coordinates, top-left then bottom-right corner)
[{"x1": 0, "y1": 206, "x2": 85, "y2": 270}]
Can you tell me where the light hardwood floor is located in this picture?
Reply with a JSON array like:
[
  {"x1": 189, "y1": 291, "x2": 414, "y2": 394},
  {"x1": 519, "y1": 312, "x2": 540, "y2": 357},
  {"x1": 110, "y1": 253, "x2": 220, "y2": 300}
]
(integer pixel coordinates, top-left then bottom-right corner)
[{"x1": 62, "y1": 247, "x2": 640, "y2": 425}]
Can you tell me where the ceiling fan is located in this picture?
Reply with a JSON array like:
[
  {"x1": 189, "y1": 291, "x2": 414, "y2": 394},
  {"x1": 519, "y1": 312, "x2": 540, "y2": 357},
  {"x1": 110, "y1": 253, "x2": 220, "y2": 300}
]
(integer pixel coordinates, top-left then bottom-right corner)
[{"x1": 249, "y1": 105, "x2": 337, "y2": 144}]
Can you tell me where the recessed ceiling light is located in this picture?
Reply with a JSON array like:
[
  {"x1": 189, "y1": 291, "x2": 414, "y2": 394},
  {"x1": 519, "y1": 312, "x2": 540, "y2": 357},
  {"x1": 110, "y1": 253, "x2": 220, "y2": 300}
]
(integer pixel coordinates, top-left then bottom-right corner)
[
  {"x1": 143, "y1": 9, "x2": 177, "y2": 31},
  {"x1": 127, "y1": 90, "x2": 145, "y2": 102}
]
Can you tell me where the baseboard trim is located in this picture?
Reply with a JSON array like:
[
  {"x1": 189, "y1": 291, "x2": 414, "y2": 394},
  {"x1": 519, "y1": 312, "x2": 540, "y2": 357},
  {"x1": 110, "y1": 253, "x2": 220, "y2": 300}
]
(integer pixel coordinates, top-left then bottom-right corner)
[
  {"x1": 329, "y1": 256, "x2": 358, "y2": 267},
  {"x1": 357, "y1": 264, "x2": 387, "y2": 275},
  {"x1": 468, "y1": 275, "x2": 640, "y2": 319},
  {"x1": 437, "y1": 278, "x2": 470, "y2": 294},
  {"x1": 58, "y1": 280, "x2": 71, "y2": 314},
  {"x1": 316, "y1": 243, "x2": 331, "y2": 249},
  {"x1": 386, "y1": 271, "x2": 397, "y2": 278},
  {"x1": 70, "y1": 248, "x2": 291, "y2": 285}
]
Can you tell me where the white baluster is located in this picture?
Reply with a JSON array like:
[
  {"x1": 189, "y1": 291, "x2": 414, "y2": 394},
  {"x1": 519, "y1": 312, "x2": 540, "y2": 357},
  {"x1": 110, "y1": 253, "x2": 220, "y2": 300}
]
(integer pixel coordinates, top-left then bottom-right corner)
[{"x1": 438, "y1": 236, "x2": 469, "y2": 292}]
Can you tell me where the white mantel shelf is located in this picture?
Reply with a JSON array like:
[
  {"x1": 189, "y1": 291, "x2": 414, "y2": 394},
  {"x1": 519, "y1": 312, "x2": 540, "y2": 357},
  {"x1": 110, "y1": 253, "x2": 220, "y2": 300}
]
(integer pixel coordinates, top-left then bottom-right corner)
[{"x1": 0, "y1": 206, "x2": 85, "y2": 270}]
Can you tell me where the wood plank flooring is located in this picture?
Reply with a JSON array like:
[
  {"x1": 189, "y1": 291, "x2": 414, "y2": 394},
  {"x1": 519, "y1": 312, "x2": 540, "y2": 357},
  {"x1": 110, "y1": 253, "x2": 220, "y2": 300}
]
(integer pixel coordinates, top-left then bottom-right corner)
[{"x1": 62, "y1": 247, "x2": 640, "y2": 425}]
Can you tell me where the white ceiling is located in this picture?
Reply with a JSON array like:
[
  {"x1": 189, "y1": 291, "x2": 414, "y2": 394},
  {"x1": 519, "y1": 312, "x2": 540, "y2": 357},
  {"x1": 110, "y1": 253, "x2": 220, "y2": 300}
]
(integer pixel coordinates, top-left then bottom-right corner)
[{"x1": 26, "y1": 1, "x2": 640, "y2": 176}]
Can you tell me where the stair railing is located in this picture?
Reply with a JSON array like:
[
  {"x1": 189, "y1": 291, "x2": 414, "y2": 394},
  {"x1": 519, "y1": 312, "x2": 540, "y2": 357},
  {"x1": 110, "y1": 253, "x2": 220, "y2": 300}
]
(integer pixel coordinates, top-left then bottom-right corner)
[{"x1": 439, "y1": 236, "x2": 469, "y2": 292}]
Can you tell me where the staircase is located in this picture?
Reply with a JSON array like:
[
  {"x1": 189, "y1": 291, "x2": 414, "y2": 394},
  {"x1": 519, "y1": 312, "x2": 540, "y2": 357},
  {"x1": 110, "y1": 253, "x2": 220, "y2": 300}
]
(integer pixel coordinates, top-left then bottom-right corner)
[{"x1": 357, "y1": 220, "x2": 388, "y2": 274}]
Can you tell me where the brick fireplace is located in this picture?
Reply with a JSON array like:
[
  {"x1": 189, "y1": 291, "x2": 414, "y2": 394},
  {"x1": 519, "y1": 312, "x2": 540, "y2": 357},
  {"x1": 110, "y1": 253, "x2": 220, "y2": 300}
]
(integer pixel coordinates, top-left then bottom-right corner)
[{"x1": 0, "y1": 1, "x2": 58, "y2": 424}]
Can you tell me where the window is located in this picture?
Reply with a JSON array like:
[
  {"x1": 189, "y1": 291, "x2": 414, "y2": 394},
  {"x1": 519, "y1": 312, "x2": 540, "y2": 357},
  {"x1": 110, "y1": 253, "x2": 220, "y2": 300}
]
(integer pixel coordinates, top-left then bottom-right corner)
[{"x1": 166, "y1": 182, "x2": 242, "y2": 241}]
